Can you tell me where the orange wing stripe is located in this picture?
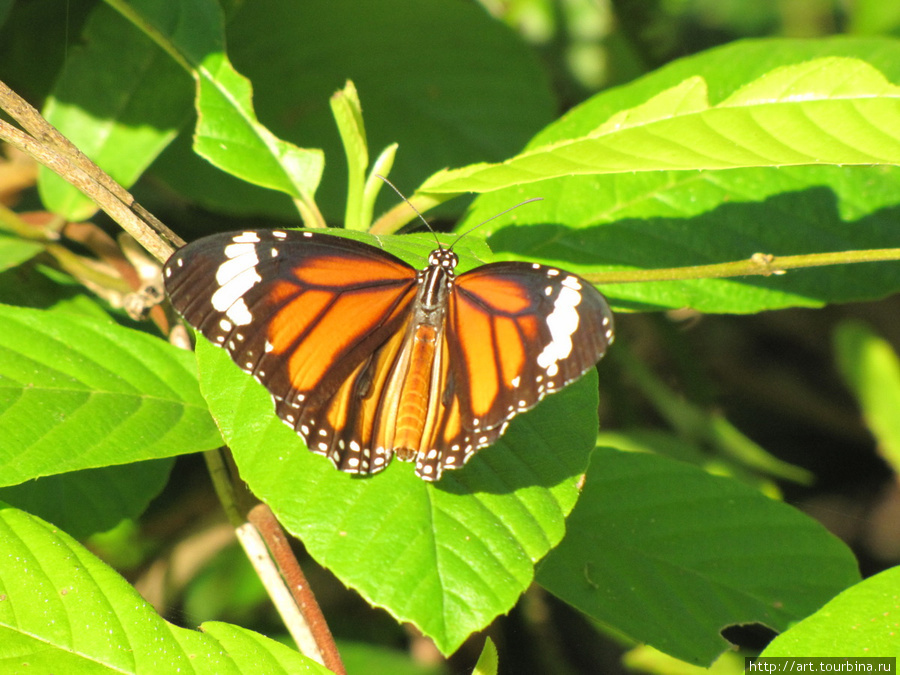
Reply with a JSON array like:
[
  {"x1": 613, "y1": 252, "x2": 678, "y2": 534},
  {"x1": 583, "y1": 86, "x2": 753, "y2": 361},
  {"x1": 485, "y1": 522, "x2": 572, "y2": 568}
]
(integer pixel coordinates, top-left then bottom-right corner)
[
  {"x1": 266, "y1": 282, "x2": 415, "y2": 392},
  {"x1": 452, "y1": 293, "x2": 500, "y2": 418},
  {"x1": 294, "y1": 254, "x2": 412, "y2": 287}
]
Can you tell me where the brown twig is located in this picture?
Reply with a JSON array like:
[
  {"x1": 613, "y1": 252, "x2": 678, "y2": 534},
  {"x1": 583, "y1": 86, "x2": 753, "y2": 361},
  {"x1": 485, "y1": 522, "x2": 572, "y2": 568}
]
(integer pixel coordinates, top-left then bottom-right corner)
[
  {"x1": 249, "y1": 504, "x2": 346, "y2": 675},
  {"x1": 0, "y1": 79, "x2": 182, "y2": 261}
]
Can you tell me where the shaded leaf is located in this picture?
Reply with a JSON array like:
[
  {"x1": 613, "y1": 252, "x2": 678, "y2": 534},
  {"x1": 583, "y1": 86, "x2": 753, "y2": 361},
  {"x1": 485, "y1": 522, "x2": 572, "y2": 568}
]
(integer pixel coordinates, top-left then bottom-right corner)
[
  {"x1": 0, "y1": 458, "x2": 173, "y2": 539},
  {"x1": 154, "y1": 0, "x2": 555, "y2": 220},
  {"x1": 38, "y1": 1, "x2": 191, "y2": 220},
  {"x1": 537, "y1": 448, "x2": 860, "y2": 665}
]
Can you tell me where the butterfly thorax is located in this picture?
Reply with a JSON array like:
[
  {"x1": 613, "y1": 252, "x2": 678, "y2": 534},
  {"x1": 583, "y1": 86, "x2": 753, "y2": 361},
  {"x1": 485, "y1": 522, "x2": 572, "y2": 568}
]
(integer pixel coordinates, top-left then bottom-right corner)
[{"x1": 418, "y1": 248, "x2": 458, "y2": 310}]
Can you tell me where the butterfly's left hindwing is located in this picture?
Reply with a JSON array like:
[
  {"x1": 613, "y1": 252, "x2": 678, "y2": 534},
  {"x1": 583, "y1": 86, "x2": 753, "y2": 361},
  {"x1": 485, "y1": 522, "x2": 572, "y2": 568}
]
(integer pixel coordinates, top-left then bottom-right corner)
[{"x1": 164, "y1": 229, "x2": 614, "y2": 482}]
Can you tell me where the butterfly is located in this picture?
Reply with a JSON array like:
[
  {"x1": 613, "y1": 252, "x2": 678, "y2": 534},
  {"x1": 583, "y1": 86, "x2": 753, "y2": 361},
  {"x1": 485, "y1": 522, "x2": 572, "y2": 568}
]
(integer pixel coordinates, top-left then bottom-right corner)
[{"x1": 163, "y1": 229, "x2": 614, "y2": 481}]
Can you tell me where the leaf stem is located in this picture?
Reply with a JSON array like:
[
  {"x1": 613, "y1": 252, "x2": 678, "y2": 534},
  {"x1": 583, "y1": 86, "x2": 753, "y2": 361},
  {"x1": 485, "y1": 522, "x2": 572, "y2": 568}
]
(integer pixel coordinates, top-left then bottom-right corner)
[{"x1": 587, "y1": 248, "x2": 900, "y2": 284}]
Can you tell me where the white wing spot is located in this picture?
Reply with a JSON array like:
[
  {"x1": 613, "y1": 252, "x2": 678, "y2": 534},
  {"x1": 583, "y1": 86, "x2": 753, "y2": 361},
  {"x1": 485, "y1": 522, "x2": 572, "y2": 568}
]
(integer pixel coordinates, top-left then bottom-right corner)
[
  {"x1": 211, "y1": 242, "x2": 261, "y2": 326},
  {"x1": 537, "y1": 279, "x2": 582, "y2": 375},
  {"x1": 232, "y1": 232, "x2": 261, "y2": 244}
]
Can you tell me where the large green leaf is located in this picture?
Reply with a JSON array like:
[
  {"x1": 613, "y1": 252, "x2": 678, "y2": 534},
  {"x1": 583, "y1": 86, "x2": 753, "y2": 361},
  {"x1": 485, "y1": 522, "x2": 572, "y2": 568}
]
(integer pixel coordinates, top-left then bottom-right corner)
[
  {"x1": 38, "y1": 1, "x2": 191, "y2": 220},
  {"x1": 193, "y1": 232, "x2": 603, "y2": 653},
  {"x1": 39, "y1": 0, "x2": 325, "y2": 221},
  {"x1": 0, "y1": 502, "x2": 330, "y2": 673},
  {"x1": 459, "y1": 39, "x2": 900, "y2": 314},
  {"x1": 536, "y1": 448, "x2": 860, "y2": 665},
  {"x1": 760, "y1": 566, "x2": 900, "y2": 657},
  {"x1": 422, "y1": 57, "x2": 900, "y2": 193},
  {"x1": 0, "y1": 304, "x2": 222, "y2": 486},
  {"x1": 193, "y1": 51, "x2": 325, "y2": 202},
  {"x1": 200, "y1": 332, "x2": 595, "y2": 655},
  {"x1": 112, "y1": 0, "x2": 325, "y2": 201}
]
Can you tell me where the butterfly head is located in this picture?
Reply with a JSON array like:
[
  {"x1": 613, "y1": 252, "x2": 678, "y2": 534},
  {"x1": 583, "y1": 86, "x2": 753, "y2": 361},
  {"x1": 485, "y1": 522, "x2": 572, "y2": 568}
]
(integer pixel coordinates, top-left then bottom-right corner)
[{"x1": 427, "y1": 248, "x2": 459, "y2": 274}]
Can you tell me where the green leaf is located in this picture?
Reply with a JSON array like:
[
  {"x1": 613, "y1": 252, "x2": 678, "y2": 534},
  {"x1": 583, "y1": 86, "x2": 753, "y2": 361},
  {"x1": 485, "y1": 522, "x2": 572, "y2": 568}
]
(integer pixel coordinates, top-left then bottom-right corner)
[
  {"x1": 761, "y1": 566, "x2": 900, "y2": 657},
  {"x1": 330, "y1": 80, "x2": 370, "y2": 232},
  {"x1": 0, "y1": 235, "x2": 42, "y2": 272},
  {"x1": 0, "y1": 459, "x2": 173, "y2": 539},
  {"x1": 54, "y1": 0, "x2": 324, "y2": 218},
  {"x1": 536, "y1": 448, "x2": 860, "y2": 665},
  {"x1": 0, "y1": 304, "x2": 222, "y2": 486},
  {"x1": 422, "y1": 57, "x2": 900, "y2": 194},
  {"x1": 38, "y1": 1, "x2": 191, "y2": 220},
  {"x1": 834, "y1": 321, "x2": 900, "y2": 473},
  {"x1": 114, "y1": 0, "x2": 323, "y2": 201},
  {"x1": 0, "y1": 502, "x2": 331, "y2": 673},
  {"x1": 193, "y1": 232, "x2": 601, "y2": 653},
  {"x1": 194, "y1": 51, "x2": 325, "y2": 203},
  {"x1": 461, "y1": 38, "x2": 900, "y2": 314},
  {"x1": 472, "y1": 637, "x2": 499, "y2": 675}
]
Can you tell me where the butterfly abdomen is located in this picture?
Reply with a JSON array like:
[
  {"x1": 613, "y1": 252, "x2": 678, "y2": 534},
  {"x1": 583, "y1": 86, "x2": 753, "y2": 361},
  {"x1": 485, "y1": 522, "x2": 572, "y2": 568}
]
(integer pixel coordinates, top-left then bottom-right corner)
[{"x1": 392, "y1": 323, "x2": 440, "y2": 461}]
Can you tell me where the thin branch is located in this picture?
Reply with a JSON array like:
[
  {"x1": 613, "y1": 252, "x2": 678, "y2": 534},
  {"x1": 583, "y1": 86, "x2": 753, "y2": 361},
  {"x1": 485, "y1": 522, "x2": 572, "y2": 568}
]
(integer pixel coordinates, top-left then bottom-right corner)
[
  {"x1": 248, "y1": 504, "x2": 346, "y2": 675},
  {"x1": 586, "y1": 248, "x2": 900, "y2": 285},
  {"x1": 0, "y1": 80, "x2": 182, "y2": 262}
]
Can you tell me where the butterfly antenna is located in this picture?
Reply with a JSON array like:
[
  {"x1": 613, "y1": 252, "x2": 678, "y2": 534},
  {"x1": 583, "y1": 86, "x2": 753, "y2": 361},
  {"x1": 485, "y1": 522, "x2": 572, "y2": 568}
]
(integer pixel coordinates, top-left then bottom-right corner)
[
  {"x1": 451, "y1": 197, "x2": 543, "y2": 248},
  {"x1": 376, "y1": 174, "x2": 443, "y2": 249}
]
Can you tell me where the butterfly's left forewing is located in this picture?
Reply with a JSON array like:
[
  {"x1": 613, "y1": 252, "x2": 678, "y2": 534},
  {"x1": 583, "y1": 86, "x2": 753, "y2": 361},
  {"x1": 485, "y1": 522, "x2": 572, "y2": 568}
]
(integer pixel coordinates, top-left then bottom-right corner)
[{"x1": 164, "y1": 230, "x2": 420, "y2": 471}]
